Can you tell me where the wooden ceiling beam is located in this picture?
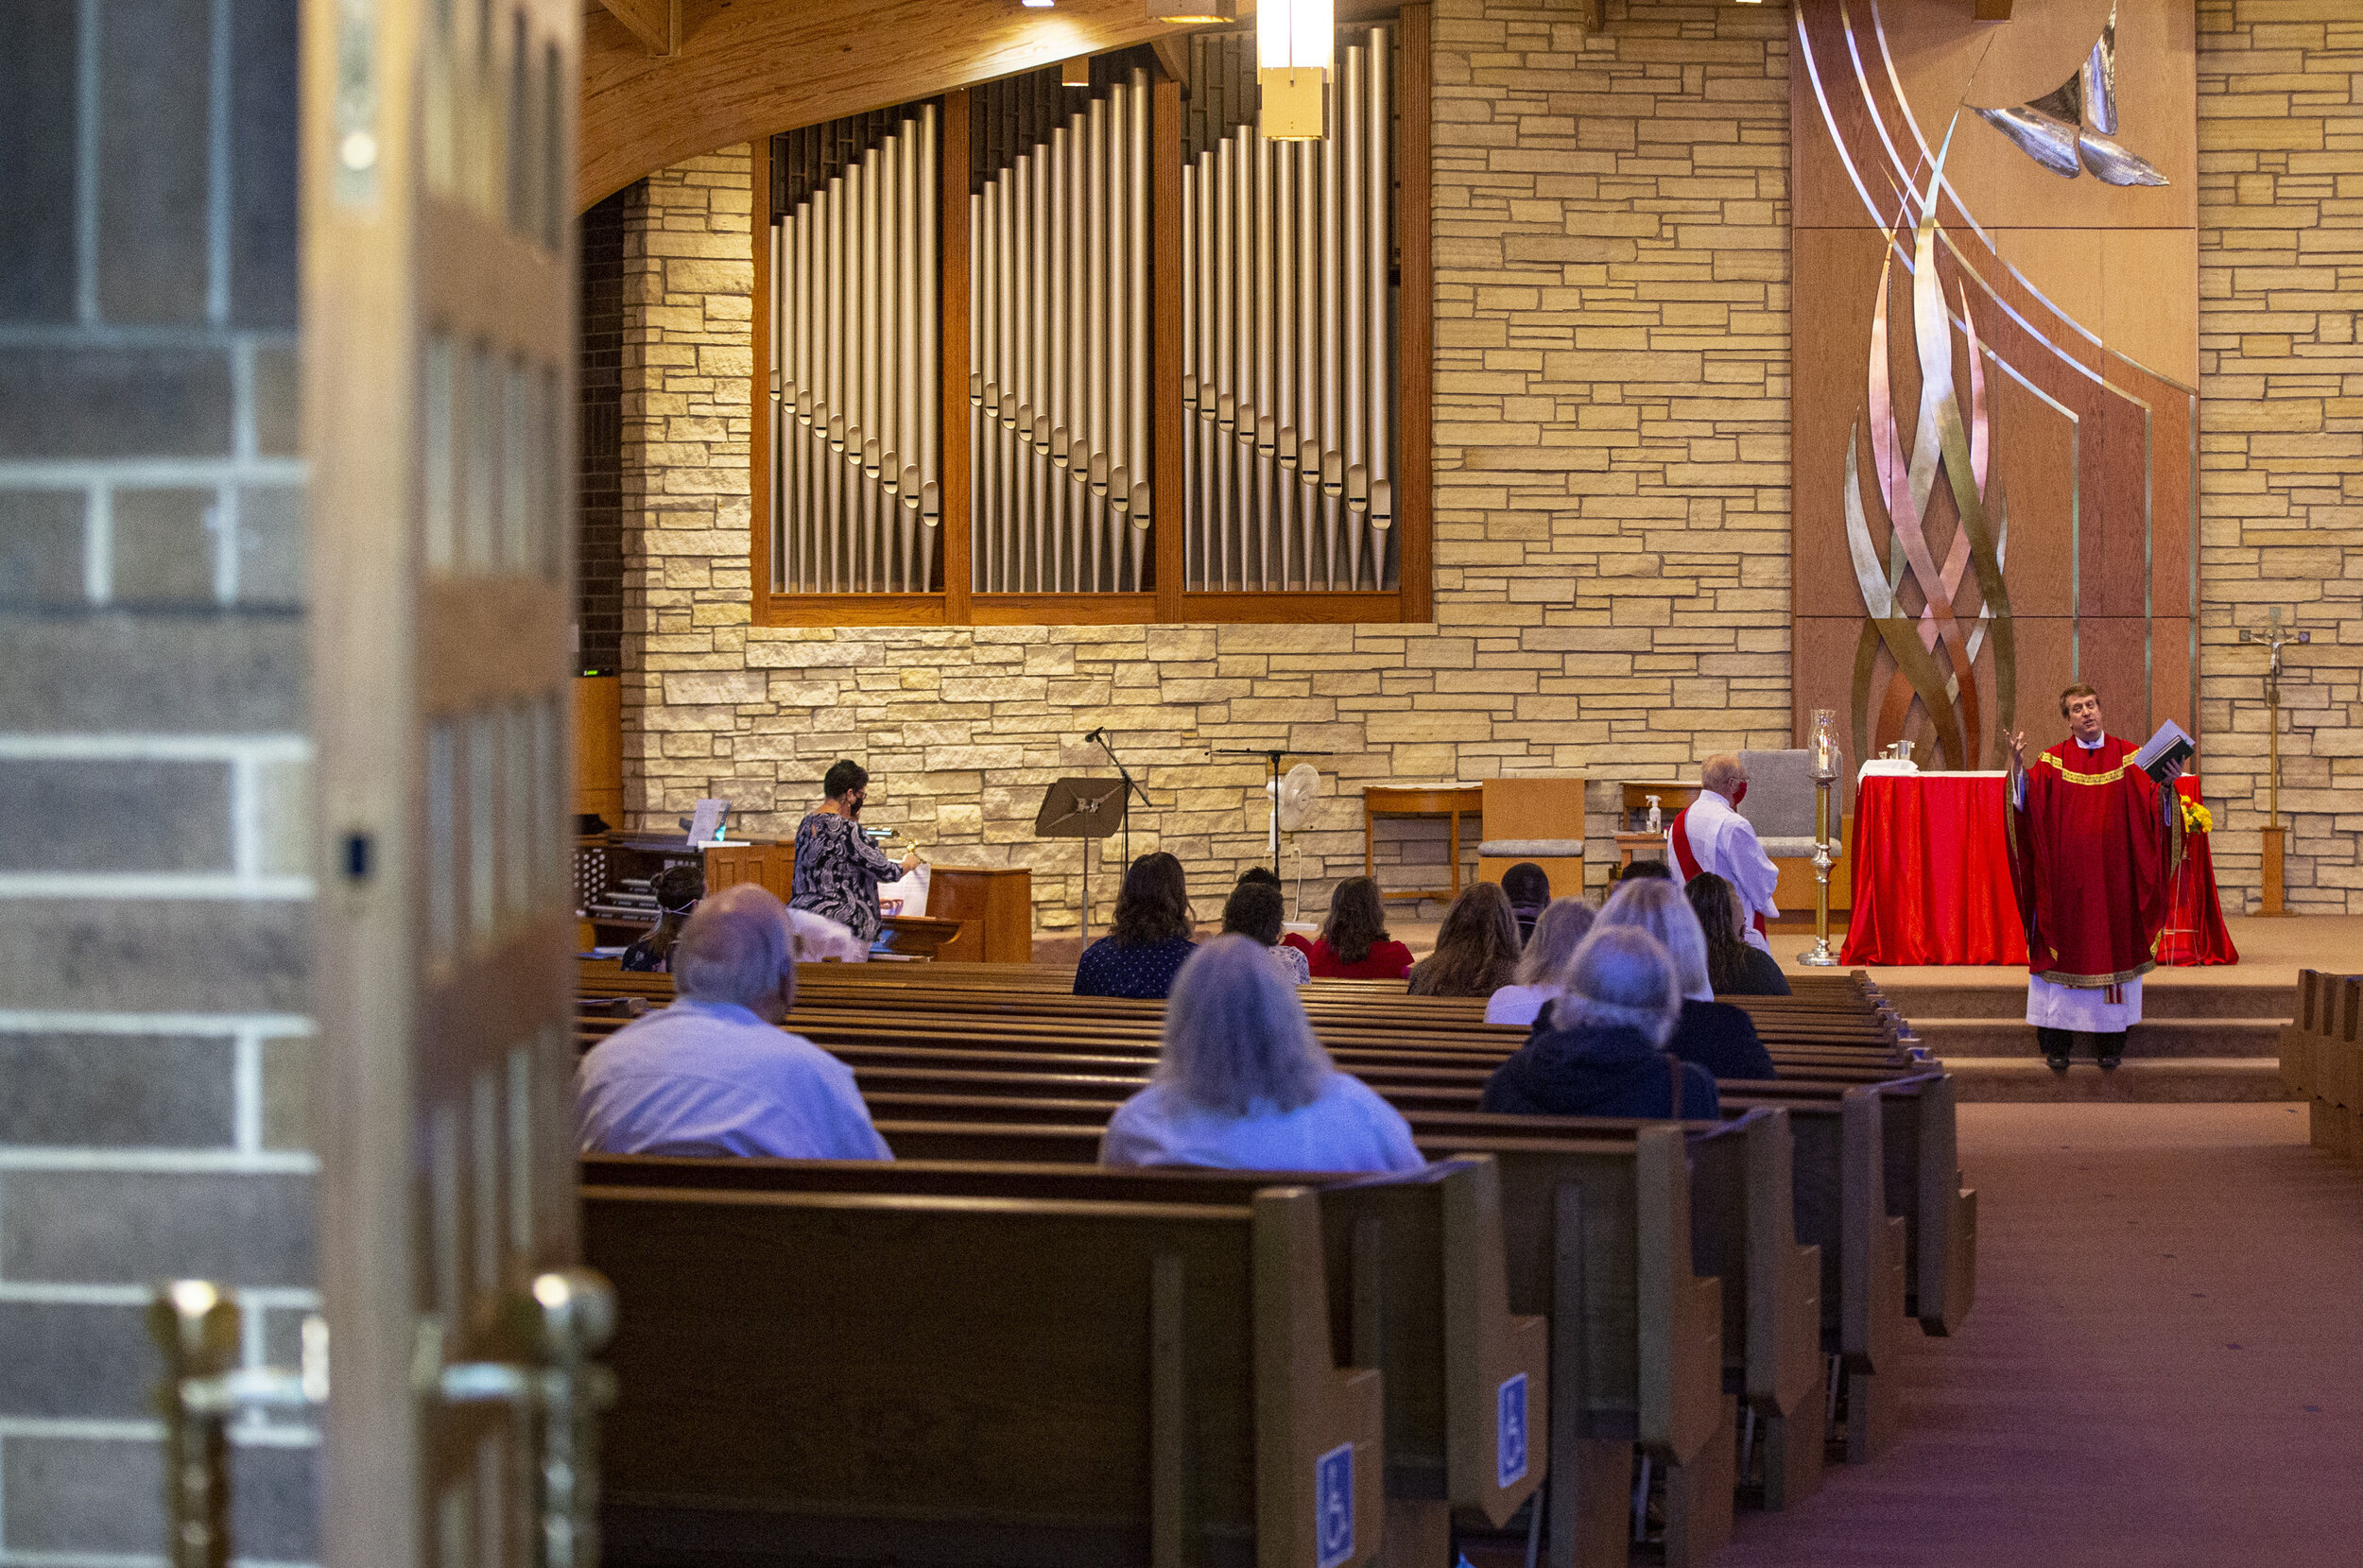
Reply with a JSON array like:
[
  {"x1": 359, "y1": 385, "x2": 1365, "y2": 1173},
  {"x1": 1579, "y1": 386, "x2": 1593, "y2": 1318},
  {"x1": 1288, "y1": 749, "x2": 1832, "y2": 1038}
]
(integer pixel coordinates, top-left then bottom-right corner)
[
  {"x1": 579, "y1": 0, "x2": 1414, "y2": 210},
  {"x1": 1974, "y1": 0, "x2": 2013, "y2": 19},
  {"x1": 596, "y1": 0, "x2": 678, "y2": 57}
]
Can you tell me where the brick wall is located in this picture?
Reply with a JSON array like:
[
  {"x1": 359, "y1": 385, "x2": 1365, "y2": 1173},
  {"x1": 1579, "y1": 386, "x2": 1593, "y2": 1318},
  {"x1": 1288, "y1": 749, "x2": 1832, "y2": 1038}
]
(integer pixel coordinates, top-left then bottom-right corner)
[
  {"x1": 618, "y1": 1, "x2": 1797, "y2": 931},
  {"x1": 2196, "y1": 0, "x2": 2363, "y2": 913},
  {"x1": 0, "y1": 0, "x2": 318, "y2": 1559}
]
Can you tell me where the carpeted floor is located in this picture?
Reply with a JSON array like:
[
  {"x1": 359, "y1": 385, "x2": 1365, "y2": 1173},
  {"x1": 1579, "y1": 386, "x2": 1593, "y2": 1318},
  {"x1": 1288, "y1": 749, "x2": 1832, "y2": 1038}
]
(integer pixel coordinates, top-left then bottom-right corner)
[{"x1": 1711, "y1": 1103, "x2": 2363, "y2": 1567}]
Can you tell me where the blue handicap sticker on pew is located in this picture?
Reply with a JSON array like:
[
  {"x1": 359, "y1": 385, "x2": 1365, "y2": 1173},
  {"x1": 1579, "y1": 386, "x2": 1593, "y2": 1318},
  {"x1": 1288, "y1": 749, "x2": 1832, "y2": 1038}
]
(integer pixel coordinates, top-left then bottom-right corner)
[
  {"x1": 1316, "y1": 1441, "x2": 1354, "y2": 1568},
  {"x1": 1497, "y1": 1373, "x2": 1529, "y2": 1488}
]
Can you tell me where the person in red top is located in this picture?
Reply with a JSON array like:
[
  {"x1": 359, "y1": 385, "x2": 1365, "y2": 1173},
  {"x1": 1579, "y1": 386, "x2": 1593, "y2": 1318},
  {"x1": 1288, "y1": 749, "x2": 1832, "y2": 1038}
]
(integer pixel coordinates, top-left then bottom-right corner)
[
  {"x1": 1284, "y1": 875, "x2": 1415, "y2": 980},
  {"x1": 2005, "y1": 682, "x2": 2177, "y2": 1074}
]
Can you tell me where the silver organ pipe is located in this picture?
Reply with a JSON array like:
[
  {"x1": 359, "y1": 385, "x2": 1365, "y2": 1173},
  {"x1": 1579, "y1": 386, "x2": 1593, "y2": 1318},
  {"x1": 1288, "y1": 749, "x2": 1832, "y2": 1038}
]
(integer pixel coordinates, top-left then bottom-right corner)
[
  {"x1": 919, "y1": 100, "x2": 940, "y2": 590},
  {"x1": 771, "y1": 113, "x2": 941, "y2": 594},
  {"x1": 1178, "y1": 26, "x2": 1397, "y2": 594},
  {"x1": 1181, "y1": 161, "x2": 1198, "y2": 589},
  {"x1": 970, "y1": 184, "x2": 987, "y2": 592},
  {"x1": 963, "y1": 69, "x2": 1153, "y2": 594},
  {"x1": 1127, "y1": 71, "x2": 1150, "y2": 585}
]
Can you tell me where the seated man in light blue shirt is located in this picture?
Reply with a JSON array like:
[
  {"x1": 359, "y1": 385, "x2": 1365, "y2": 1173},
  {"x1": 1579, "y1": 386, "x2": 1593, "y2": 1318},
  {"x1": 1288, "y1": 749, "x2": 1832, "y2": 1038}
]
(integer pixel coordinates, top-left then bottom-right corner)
[{"x1": 578, "y1": 883, "x2": 892, "y2": 1160}]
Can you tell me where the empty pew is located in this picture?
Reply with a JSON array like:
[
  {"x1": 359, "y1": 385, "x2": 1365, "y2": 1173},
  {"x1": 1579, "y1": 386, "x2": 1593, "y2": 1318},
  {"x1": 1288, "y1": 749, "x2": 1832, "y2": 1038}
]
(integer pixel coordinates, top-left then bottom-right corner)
[
  {"x1": 583, "y1": 1154, "x2": 1549, "y2": 1556},
  {"x1": 821, "y1": 1110, "x2": 1768, "y2": 1565},
  {"x1": 2283, "y1": 970, "x2": 2360, "y2": 1159},
  {"x1": 584, "y1": 1180, "x2": 1386, "y2": 1568}
]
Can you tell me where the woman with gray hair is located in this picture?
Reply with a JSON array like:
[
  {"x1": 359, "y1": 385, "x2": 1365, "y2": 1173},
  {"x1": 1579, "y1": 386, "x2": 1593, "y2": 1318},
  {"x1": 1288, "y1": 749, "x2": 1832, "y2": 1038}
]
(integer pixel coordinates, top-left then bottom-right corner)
[
  {"x1": 1100, "y1": 936, "x2": 1423, "y2": 1172},
  {"x1": 1483, "y1": 898, "x2": 1596, "y2": 1026},
  {"x1": 1479, "y1": 926, "x2": 1720, "y2": 1119},
  {"x1": 1591, "y1": 877, "x2": 1776, "y2": 1081},
  {"x1": 577, "y1": 885, "x2": 893, "y2": 1159}
]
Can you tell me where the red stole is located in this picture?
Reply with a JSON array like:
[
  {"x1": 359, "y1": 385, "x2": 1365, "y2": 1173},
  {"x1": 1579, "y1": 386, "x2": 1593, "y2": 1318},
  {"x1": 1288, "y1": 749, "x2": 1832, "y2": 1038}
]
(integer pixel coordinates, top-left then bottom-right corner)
[
  {"x1": 2006, "y1": 734, "x2": 2172, "y2": 989},
  {"x1": 1667, "y1": 804, "x2": 1767, "y2": 938}
]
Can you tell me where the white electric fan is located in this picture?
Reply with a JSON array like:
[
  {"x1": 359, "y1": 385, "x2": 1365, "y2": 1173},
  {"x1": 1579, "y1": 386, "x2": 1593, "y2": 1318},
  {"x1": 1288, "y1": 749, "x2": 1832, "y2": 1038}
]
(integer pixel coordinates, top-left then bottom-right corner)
[{"x1": 1269, "y1": 763, "x2": 1322, "y2": 919}]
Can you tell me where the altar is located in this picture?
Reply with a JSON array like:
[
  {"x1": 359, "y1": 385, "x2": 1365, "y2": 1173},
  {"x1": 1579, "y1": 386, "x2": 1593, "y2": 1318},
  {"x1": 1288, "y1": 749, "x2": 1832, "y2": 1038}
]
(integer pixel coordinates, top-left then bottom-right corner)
[{"x1": 1838, "y1": 772, "x2": 2236, "y2": 968}]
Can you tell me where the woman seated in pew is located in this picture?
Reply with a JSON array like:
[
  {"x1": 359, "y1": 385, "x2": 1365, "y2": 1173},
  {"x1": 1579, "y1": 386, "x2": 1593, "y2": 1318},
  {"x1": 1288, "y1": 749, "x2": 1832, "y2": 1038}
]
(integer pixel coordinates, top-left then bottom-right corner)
[
  {"x1": 1478, "y1": 927, "x2": 1720, "y2": 1119},
  {"x1": 1407, "y1": 882, "x2": 1525, "y2": 998},
  {"x1": 1285, "y1": 875, "x2": 1415, "y2": 980},
  {"x1": 578, "y1": 885, "x2": 894, "y2": 1160},
  {"x1": 1685, "y1": 871, "x2": 1792, "y2": 997},
  {"x1": 1075, "y1": 852, "x2": 1199, "y2": 999},
  {"x1": 1483, "y1": 896, "x2": 1595, "y2": 1025},
  {"x1": 1222, "y1": 874, "x2": 1310, "y2": 984},
  {"x1": 1591, "y1": 878, "x2": 1777, "y2": 1080},
  {"x1": 1100, "y1": 937, "x2": 1424, "y2": 1172},
  {"x1": 619, "y1": 863, "x2": 702, "y2": 973}
]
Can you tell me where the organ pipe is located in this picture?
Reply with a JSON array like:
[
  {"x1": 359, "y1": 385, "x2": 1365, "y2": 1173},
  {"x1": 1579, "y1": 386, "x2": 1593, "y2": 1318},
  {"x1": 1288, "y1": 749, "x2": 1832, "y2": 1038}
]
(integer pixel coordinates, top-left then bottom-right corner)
[
  {"x1": 772, "y1": 112, "x2": 940, "y2": 594},
  {"x1": 1182, "y1": 25, "x2": 1396, "y2": 591},
  {"x1": 965, "y1": 65, "x2": 1154, "y2": 594},
  {"x1": 768, "y1": 36, "x2": 1390, "y2": 600}
]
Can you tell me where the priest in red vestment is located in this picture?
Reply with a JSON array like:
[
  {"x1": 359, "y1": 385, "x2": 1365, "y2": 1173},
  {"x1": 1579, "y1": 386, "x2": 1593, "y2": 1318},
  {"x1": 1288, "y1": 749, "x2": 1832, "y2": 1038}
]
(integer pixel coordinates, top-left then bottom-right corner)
[{"x1": 2005, "y1": 683, "x2": 2176, "y2": 1073}]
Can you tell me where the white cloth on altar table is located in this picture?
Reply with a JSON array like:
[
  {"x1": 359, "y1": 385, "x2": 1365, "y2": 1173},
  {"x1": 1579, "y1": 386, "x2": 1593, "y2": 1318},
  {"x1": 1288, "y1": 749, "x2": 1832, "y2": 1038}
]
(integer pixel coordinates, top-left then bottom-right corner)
[
  {"x1": 1669, "y1": 788, "x2": 1780, "y2": 954},
  {"x1": 2026, "y1": 974, "x2": 2143, "y2": 1031}
]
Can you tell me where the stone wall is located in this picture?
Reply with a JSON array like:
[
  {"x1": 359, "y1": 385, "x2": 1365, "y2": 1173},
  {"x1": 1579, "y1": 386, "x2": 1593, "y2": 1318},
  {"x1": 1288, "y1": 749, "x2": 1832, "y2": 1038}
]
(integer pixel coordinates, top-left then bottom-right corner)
[
  {"x1": 0, "y1": 0, "x2": 317, "y2": 1557},
  {"x1": 617, "y1": 0, "x2": 2363, "y2": 927},
  {"x1": 618, "y1": 0, "x2": 1796, "y2": 930},
  {"x1": 2195, "y1": 0, "x2": 2363, "y2": 913}
]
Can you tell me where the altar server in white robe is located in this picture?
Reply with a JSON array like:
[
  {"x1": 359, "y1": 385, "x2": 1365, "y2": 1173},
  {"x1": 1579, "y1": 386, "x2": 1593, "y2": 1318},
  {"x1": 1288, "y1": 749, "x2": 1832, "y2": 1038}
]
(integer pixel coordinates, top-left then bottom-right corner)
[{"x1": 1665, "y1": 754, "x2": 1779, "y2": 956}]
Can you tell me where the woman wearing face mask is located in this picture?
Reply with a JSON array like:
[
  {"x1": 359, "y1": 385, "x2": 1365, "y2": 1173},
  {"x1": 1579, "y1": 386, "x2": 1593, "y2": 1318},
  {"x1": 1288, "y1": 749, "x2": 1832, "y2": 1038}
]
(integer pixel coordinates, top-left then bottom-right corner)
[{"x1": 787, "y1": 759, "x2": 922, "y2": 955}]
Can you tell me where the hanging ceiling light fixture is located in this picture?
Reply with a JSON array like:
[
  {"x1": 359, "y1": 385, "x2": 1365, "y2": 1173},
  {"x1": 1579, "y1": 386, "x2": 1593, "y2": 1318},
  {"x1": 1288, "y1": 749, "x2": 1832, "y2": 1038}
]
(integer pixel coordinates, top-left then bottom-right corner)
[{"x1": 1257, "y1": 0, "x2": 1333, "y2": 140}]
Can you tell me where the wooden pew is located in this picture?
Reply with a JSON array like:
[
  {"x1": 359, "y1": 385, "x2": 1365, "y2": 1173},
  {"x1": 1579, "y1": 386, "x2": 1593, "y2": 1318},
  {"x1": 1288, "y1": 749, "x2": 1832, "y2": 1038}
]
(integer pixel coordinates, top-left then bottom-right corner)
[
  {"x1": 573, "y1": 1000, "x2": 1967, "y2": 1345},
  {"x1": 2284, "y1": 970, "x2": 2360, "y2": 1160},
  {"x1": 811, "y1": 1110, "x2": 1775, "y2": 1564},
  {"x1": 582, "y1": 1155, "x2": 1549, "y2": 1555},
  {"x1": 854, "y1": 1085, "x2": 1912, "y2": 1473},
  {"x1": 583, "y1": 1180, "x2": 1387, "y2": 1568},
  {"x1": 1725, "y1": 1075, "x2": 1976, "y2": 1338},
  {"x1": 771, "y1": 1117, "x2": 1733, "y2": 1568}
]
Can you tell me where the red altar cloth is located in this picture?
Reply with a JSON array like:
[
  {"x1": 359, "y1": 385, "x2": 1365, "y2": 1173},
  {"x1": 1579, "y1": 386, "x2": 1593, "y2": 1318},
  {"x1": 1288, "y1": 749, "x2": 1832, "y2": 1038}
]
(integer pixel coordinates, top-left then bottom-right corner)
[
  {"x1": 1838, "y1": 772, "x2": 2236, "y2": 967},
  {"x1": 2156, "y1": 777, "x2": 2239, "y2": 966}
]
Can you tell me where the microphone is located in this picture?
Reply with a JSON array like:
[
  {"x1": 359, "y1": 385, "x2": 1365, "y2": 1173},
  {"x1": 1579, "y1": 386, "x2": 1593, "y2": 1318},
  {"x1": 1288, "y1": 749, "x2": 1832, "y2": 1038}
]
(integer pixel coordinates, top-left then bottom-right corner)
[{"x1": 1085, "y1": 727, "x2": 1106, "y2": 743}]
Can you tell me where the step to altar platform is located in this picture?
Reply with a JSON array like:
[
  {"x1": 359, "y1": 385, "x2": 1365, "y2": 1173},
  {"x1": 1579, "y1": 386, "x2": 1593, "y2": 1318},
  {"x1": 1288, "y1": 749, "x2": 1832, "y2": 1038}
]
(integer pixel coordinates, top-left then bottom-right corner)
[{"x1": 1780, "y1": 914, "x2": 2363, "y2": 1103}]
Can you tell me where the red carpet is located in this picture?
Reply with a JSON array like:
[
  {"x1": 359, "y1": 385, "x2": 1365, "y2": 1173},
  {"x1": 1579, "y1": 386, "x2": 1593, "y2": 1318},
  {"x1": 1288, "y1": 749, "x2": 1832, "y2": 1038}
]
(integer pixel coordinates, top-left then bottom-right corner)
[{"x1": 1716, "y1": 1104, "x2": 2363, "y2": 1567}]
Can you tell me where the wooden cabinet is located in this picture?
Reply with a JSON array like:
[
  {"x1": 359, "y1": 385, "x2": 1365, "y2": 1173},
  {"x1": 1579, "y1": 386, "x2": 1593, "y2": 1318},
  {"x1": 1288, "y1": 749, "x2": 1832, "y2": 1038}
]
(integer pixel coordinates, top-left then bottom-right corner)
[{"x1": 927, "y1": 865, "x2": 1034, "y2": 964}]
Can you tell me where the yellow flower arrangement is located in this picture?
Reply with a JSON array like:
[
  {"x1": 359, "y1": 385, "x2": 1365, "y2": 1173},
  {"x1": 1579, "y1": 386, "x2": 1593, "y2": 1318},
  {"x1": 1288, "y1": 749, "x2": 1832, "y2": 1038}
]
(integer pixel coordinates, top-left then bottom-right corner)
[{"x1": 2180, "y1": 797, "x2": 2213, "y2": 835}]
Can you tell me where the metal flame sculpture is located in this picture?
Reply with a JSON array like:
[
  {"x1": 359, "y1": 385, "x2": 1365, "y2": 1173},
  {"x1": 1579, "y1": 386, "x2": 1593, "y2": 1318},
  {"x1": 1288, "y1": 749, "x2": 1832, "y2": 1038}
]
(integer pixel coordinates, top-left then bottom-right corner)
[
  {"x1": 1845, "y1": 135, "x2": 2014, "y2": 769},
  {"x1": 1971, "y1": 3, "x2": 2167, "y2": 187}
]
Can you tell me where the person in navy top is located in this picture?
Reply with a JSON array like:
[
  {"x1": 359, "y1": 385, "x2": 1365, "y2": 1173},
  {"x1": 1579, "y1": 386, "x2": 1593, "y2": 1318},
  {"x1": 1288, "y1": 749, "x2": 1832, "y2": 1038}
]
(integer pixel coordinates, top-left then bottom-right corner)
[
  {"x1": 1100, "y1": 936, "x2": 1423, "y2": 1172},
  {"x1": 1590, "y1": 878, "x2": 1776, "y2": 1081},
  {"x1": 1479, "y1": 926, "x2": 1720, "y2": 1120},
  {"x1": 1074, "y1": 851, "x2": 1199, "y2": 999}
]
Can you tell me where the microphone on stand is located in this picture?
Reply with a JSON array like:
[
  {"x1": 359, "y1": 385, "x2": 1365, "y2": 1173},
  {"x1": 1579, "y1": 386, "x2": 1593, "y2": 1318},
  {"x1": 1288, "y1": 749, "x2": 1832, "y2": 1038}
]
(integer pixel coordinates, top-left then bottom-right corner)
[{"x1": 1084, "y1": 727, "x2": 1106, "y2": 744}]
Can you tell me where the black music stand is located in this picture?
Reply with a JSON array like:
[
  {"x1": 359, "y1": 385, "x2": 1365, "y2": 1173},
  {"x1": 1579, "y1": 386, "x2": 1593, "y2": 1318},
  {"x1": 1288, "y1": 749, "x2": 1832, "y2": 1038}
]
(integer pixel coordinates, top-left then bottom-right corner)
[{"x1": 1035, "y1": 777, "x2": 1129, "y2": 947}]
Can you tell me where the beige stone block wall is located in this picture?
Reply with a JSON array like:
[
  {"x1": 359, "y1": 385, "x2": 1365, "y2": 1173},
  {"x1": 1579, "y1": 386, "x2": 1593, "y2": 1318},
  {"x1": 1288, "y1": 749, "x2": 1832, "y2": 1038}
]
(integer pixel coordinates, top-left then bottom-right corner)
[
  {"x1": 619, "y1": 0, "x2": 2363, "y2": 932},
  {"x1": 2196, "y1": 0, "x2": 2363, "y2": 912},
  {"x1": 619, "y1": 3, "x2": 1796, "y2": 933}
]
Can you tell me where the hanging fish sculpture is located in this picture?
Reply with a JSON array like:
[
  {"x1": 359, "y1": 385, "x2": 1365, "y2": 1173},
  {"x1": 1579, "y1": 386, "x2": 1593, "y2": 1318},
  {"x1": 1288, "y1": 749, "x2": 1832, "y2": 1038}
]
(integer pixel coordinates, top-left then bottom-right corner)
[{"x1": 1970, "y1": 3, "x2": 2166, "y2": 186}]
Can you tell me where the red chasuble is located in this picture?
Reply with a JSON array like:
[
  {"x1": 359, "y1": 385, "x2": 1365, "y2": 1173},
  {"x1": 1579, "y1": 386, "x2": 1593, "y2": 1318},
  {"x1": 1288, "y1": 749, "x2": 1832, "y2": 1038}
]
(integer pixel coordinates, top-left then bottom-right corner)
[{"x1": 2006, "y1": 734, "x2": 2175, "y2": 988}]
